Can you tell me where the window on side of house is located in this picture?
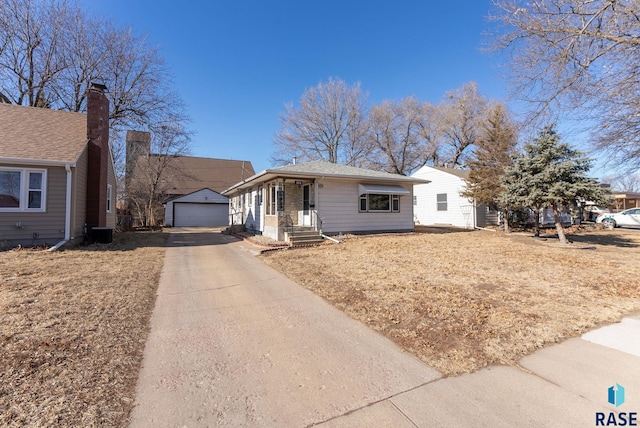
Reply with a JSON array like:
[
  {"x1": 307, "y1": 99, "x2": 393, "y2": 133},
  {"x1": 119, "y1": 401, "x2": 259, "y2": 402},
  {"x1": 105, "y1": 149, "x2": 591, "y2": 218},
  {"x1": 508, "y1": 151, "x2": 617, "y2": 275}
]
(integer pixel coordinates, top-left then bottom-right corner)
[
  {"x1": 359, "y1": 194, "x2": 401, "y2": 213},
  {"x1": 106, "y1": 184, "x2": 113, "y2": 213},
  {"x1": 267, "y1": 183, "x2": 276, "y2": 215},
  {"x1": 437, "y1": 193, "x2": 447, "y2": 211},
  {"x1": 0, "y1": 168, "x2": 46, "y2": 212},
  {"x1": 413, "y1": 195, "x2": 417, "y2": 206}
]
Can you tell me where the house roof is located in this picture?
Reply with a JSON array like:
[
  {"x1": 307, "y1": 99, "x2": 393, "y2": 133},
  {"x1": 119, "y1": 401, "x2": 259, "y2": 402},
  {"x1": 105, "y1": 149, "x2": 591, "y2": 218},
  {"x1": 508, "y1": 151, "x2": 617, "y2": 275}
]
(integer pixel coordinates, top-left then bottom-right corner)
[
  {"x1": 223, "y1": 160, "x2": 429, "y2": 194},
  {"x1": 154, "y1": 155, "x2": 255, "y2": 195},
  {"x1": 419, "y1": 166, "x2": 470, "y2": 179},
  {"x1": 0, "y1": 103, "x2": 88, "y2": 165}
]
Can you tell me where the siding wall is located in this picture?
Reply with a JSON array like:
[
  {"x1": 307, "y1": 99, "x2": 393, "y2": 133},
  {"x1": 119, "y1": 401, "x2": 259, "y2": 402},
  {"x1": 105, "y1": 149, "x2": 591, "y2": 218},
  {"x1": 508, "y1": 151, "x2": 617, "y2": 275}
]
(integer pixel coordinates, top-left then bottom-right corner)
[
  {"x1": 317, "y1": 179, "x2": 414, "y2": 234},
  {"x1": 413, "y1": 167, "x2": 475, "y2": 228},
  {"x1": 72, "y1": 147, "x2": 88, "y2": 239},
  {"x1": 0, "y1": 163, "x2": 67, "y2": 245}
]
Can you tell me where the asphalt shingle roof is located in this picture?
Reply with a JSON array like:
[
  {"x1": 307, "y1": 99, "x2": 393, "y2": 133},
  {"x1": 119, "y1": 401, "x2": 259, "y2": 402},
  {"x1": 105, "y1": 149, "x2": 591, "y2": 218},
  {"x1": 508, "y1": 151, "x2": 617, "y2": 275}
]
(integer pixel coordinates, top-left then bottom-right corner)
[
  {"x1": 0, "y1": 103, "x2": 88, "y2": 163},
  {"x1": 134, "y1": 155, "x2": 255, "y2": 195},
  {"x1": 267, "y1": 160, "x2": 419, "y2": 181}
]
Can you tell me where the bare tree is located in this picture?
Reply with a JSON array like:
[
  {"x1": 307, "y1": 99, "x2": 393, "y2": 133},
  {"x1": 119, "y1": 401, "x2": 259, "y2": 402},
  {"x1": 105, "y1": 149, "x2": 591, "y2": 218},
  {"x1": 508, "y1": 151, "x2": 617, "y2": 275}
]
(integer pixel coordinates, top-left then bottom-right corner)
[
  {"x1": 0, "y1": 0, "x2": 70, "y2": 106},
  {"x1": 490, "y1": 0, "x2": 640, "y2": 167},
  {"x1": 367, "y1": 97, "x2": 435, "y2": 175},
  {"x1": 602, "y1": 173, "x2": 640, "y2": 193},
  {"x1": 436, "y1": 82, "x2": 488, "y2": 167},
  {"x1": 272, "y1": 78, "x2": 370, "y2": 166},
  {"x1": 126, "y1": 122, "x2": 192, "y2": 227},
  {"x1": 0, "y1": 0, "x2": 190, "y2": 176}
]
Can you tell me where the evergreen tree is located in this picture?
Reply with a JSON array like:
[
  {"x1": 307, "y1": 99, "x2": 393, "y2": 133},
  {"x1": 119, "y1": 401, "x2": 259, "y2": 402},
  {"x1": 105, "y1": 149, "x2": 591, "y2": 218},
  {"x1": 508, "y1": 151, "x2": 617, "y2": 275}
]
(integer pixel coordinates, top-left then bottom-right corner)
[
  {"x1": 462, "y1": 103, "x2": 517, "y2": 232},
  {"x1": 501, "y1": 125, "x2": 608, "y2": 243}
]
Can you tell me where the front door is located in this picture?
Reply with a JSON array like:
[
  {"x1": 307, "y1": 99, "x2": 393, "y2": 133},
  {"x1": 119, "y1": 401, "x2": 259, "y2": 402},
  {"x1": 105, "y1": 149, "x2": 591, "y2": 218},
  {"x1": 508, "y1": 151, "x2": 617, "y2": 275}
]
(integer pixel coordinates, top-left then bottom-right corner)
[{"x1": 302, "y1": 184, "x2": 311, "y2": 226}]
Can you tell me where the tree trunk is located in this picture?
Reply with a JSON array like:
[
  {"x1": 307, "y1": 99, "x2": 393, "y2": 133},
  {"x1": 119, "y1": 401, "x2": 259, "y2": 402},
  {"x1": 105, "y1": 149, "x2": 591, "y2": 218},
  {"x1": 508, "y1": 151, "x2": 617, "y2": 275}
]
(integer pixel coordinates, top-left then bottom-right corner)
[
  {"x1": 533, "y1": 206, "x2": 541, "y2": 237},
  {"x1": 551, "y1": 203, "x2": 569, "y2": 244}
]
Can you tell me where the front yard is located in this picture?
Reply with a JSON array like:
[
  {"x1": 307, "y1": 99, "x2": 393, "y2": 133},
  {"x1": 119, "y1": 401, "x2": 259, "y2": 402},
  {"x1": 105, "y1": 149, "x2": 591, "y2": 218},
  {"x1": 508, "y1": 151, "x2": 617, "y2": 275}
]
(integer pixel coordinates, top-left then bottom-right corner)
[
  {"x1": 2, "y1": 226, "x2": 639, "y2": 425},
  {"x1": 0, "y1": 232, "x2": 167, "y2": 427},
  {"x1": 260, "y1": 227, "x2": 640, "y2": 376}
]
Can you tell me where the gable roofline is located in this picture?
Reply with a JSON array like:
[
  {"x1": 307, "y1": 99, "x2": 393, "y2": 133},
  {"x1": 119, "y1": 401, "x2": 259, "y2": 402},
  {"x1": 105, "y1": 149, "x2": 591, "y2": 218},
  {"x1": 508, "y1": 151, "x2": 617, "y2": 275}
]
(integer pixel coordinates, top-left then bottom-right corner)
[
  {"x1": 413, "y1": 165, "x2": 470, "y2": 180},
  {"x1": 164, "y1": 187, "x2": 228, "y2": 203},
  {"x1": 0, "y1": 155, "x2": 82, "y2": 168},
  {"x1": 223, "y1": 160, "x2": 429, "y2": 195}
]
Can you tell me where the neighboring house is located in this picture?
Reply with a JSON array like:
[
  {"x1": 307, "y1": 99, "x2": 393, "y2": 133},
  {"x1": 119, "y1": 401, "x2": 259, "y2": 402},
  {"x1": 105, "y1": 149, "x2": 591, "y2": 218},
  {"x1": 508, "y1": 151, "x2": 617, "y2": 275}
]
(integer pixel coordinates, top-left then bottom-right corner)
[
  {"x1": 125, "y1": 131, "x2": 255, "y2": 227},
  {"x1": 0, "y1": 83, "x2": 117, "y2": 247},
  {"x1": 222, "y1": 160, "x2": 429, "y2": 241},
  {"x1": 412, "y1": 166, "x2": 498, "y2": 229},
  {"x1": 610, "y1": 191, "x2": 640, "y2": 211}
]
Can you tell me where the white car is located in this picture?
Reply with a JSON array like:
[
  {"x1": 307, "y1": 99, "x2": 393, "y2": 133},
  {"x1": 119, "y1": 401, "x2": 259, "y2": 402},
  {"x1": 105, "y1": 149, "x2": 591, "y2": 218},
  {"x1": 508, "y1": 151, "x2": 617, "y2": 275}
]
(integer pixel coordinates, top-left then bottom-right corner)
[{"x1": 596, "y1": 208, "x2": 640, "y2": 229}]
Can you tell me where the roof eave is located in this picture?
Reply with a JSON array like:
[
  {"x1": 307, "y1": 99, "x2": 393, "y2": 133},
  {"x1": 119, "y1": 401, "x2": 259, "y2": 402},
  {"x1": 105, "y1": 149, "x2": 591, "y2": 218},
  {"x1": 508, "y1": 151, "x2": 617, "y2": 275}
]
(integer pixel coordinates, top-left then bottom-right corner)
[
  {"x1": 222, "y1": 169, "x2": 430, "y2": 195},
  {"x1": 0, "y1": 156, "x2": 78, "y2": 167}
]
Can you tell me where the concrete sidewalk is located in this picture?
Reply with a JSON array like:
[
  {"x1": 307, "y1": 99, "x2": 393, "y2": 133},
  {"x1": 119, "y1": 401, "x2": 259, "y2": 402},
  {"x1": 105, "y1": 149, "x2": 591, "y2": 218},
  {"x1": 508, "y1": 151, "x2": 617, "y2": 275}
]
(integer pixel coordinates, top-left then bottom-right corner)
[{"x1": 130, "y1": 230, "x2": 640, "y2": 427}]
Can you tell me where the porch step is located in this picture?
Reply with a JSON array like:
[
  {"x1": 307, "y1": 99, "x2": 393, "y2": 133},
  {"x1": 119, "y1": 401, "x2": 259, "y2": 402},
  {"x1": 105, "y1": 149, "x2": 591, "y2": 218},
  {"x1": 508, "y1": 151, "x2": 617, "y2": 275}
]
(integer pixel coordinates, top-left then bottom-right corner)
[{"x1": 286, "y1": 231, "x2": 324, "y2": 245}]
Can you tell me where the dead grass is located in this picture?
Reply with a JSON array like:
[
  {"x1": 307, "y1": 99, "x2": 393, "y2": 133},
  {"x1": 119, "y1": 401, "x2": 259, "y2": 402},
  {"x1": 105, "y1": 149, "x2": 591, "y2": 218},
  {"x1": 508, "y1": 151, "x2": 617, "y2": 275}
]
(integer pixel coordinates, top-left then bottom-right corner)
[
  {"x1": 0, "y1": 231, "x2": 167, "y2": 427},
  {"x1": 260, "y1": 227, "x2": 640, "y2": 376}
]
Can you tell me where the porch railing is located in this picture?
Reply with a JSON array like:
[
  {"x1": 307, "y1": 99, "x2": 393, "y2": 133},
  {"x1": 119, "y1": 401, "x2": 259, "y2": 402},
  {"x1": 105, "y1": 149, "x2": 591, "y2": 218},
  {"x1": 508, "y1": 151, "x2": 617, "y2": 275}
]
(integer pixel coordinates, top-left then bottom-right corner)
[{"x1": 313, "y1": 210, "x2": 323, "y2": 233}]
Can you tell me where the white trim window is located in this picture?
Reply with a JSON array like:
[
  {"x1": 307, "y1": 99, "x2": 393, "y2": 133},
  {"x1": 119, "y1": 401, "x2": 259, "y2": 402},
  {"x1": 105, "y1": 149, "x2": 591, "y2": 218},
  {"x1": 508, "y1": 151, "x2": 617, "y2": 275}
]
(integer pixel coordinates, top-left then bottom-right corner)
[
  {"x1": 0, "y1": 167, "x2": 47, "y2": 212},
  {"x1": 106, "y1": 184, "x2": 113, "y2": 213},
  {"x1": 437, "y1": 193, "x2": 448, "y2": 211},
  {"x1": 359, "y1": 194, "x2": 400, "y2": 213}
]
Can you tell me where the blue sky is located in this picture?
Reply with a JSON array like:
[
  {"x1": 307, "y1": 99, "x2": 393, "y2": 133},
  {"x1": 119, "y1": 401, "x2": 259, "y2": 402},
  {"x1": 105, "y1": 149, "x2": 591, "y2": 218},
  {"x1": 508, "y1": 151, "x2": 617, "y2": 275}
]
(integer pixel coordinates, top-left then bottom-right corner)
[{"x1": 84, "y1": 1, "x2": 509, "y2": 173}]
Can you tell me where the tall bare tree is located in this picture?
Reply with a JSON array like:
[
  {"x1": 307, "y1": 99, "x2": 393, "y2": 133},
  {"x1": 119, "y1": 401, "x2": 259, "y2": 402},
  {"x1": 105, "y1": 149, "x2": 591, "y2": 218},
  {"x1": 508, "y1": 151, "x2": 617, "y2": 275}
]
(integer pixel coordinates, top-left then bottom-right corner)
[
  {"x1": 0, "y1": 0, "x2": 69, "y2": 106},
  {"x1": 0, "y1": 0, "x2": 190, "y2": 176},
  {"x1": 602, "y1": 173, "x2": 640, "y2": 193},
  {"x1": 490, "y1": 0, "x2": 640, "y2": 167},
  {"x1": 436, "y1": 82, "x2": 488, "y2": 167},
  {"x1": 367, "y1": 97, "x2": 436, "y2": 175},
  {"x1": 126, "y1": 122, "x2": 192, "y2": 227},
  {"x1": 273, "y1": 78, "x2": 370, "y2": 166}
]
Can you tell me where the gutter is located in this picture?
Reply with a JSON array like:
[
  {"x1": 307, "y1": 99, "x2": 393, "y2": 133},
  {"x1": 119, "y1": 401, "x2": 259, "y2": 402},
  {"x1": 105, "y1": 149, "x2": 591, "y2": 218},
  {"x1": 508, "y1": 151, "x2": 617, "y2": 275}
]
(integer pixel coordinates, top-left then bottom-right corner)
[{"x1": 0, "y1": 156, "x2": 77, "y2": 167}]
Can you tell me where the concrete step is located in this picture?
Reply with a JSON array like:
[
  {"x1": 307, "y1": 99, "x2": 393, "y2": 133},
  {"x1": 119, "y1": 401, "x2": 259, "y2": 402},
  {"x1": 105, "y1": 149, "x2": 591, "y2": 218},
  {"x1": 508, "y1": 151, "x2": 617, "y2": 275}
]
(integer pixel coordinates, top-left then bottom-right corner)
[{"x1": 285, "y1": 231, "x2": 324, "y2": 245}]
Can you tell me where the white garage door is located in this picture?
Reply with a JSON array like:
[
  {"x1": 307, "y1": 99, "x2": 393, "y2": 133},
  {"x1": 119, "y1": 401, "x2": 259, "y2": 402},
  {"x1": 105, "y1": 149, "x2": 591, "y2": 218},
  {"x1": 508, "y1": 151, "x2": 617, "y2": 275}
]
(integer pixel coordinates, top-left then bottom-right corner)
[{"x1": 174, "y1": 203, "x2": 228, "y2": 227}]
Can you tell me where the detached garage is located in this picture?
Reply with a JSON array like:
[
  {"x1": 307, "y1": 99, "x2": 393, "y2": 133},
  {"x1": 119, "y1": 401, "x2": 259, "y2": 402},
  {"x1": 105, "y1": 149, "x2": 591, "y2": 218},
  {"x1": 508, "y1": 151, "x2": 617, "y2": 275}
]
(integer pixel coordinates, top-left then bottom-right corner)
[{"x1": 165, "y1": 188, "x2": 229, "y2": 227}]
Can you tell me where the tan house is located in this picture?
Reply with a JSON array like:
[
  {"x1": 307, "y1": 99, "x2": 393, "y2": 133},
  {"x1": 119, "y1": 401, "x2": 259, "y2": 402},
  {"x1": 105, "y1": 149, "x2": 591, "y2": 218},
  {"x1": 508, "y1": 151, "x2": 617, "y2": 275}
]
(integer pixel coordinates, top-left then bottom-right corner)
[
  {"x1": 124, "y1": 131, "x2": 255, "y2": 226},
  {"x1": 223, "y1": 161, "x2": 429, "y2": 242},
  {"x1": 0, "y1": 84, "x2": 117, "y2": 247},
  {"x1": 611, "y1": 191, "x2": 640, "y2": 211}
]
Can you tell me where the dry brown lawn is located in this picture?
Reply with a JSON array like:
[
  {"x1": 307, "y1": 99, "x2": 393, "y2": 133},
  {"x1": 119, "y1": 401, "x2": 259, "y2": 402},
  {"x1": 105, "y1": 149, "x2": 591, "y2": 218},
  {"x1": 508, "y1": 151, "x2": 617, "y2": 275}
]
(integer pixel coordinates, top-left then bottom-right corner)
[
  {"x1": 260, "y1": 227, "x2": 640, "y2": 376},
  {"x1": 0, "y1": 232, "x2": 167, "y2": 427}
]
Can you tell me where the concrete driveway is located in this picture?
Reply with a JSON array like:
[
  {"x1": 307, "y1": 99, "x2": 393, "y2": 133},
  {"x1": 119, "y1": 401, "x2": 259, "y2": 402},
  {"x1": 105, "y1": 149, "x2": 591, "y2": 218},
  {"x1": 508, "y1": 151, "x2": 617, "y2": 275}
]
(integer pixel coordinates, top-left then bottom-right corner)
[
  {"x1": 130, "y1": 229, "x2": 640, "y2": 427},
  {"x1": 129, "y1": 230, "x2": 441, "y2": 427}
]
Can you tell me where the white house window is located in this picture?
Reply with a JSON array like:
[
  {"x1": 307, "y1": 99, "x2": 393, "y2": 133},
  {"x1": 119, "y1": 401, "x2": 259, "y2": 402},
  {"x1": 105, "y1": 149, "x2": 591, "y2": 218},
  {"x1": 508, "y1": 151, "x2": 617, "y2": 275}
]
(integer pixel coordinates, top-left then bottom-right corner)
[
  {"x1": 0, "y1": 168, "x2": 46, "y2": 212},
  {"x1": 359, "y1": 194, "x2": 401, "y2": 213},
  {"x1": 437, "y1": 193, "x2": 447, "y2": 211},
  {"x1": 267, "y1": 183, "x2": 276, "y2": 215},
  {"x1": 413, "y1": 195, "x2": 417, "y2": 206},
  {"x1": 106, "y1": 184, "x2": 113, "y2": 213}
]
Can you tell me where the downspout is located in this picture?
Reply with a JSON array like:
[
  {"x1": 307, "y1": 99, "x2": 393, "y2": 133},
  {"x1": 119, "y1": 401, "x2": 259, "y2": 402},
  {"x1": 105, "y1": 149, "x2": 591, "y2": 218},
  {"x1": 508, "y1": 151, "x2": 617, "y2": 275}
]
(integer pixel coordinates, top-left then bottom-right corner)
[{"x1": 49, "y1": 164, "x2": 72, "y2": 251}]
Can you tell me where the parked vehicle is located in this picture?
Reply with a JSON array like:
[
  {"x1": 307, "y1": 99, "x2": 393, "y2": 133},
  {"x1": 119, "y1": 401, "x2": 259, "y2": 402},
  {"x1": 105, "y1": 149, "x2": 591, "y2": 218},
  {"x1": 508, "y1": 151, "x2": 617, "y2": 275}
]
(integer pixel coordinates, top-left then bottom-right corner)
[
  {"x1": 596, "y1": 208, "x2": 640, "y2": 229},
  {"x1": 584, "y1": 205, "x2": 610, "y2": 222}
]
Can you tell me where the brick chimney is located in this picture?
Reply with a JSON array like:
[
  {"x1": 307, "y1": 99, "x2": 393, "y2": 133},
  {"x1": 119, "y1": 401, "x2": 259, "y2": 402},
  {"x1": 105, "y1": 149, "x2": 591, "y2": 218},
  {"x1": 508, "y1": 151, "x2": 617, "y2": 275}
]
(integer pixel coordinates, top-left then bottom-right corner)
[{"x1": 85, "y1": 83, "x2": 110, "y2": 229}]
